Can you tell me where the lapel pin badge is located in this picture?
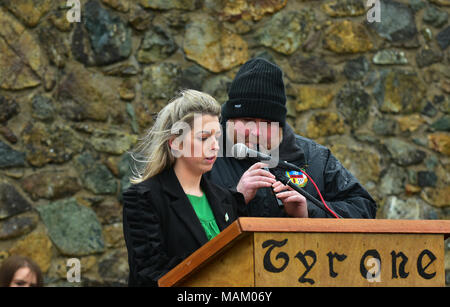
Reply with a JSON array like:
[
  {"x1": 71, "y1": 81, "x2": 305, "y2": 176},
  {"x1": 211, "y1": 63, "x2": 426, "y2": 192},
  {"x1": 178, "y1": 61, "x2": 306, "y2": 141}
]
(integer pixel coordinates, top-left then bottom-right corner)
[{"x1": 225, "y1": 213, "x2": 229, "y2": 222}]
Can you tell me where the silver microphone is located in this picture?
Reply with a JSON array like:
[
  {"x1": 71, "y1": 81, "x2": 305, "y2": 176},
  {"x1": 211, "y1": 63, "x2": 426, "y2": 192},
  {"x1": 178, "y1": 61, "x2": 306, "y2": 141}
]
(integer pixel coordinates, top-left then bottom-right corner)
[{"x1": 231, "y1": 143, "x2": 271, "y2": 161}]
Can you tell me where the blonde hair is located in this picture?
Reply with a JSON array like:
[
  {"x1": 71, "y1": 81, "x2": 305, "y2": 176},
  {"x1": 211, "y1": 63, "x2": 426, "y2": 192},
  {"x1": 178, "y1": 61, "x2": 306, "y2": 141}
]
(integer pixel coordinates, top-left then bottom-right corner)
[{"x1": 130, "y1": 89, "x2": 221, "y2": 184}]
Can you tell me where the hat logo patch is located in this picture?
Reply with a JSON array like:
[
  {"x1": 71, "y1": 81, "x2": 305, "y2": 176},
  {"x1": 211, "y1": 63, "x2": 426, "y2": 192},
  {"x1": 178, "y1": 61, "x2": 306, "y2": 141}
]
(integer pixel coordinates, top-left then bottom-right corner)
[
  {"x1": 234, "y1": 104, "x2": 242, "y2": 108},
  {"x1": 286, "y1": 170, "x2": 308, "y2": 187}
]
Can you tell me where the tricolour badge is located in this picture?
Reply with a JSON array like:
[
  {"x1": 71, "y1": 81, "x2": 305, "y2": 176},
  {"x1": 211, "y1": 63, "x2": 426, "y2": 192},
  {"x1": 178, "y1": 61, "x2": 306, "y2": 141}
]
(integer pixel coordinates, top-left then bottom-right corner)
[{"x1": 286, "y1": 170, "x2": 308, "y2": 188}]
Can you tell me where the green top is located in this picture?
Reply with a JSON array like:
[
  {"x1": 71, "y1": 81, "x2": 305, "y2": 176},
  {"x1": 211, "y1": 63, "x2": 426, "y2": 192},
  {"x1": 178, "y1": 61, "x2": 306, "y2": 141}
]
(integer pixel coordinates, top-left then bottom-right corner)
[{"x1": 187, "y1": 193, "x2": 220, "y2": 241}]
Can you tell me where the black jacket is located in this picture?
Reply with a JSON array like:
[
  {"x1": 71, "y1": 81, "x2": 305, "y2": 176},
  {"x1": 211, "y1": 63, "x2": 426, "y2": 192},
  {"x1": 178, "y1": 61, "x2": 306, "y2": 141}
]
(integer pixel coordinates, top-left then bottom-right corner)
[
  {"x1": 122, "y1": 167, "x2": 247, "y2": 287},
  {"x1": 207, "y1": 124, "x2": 377, "y2": 219}
]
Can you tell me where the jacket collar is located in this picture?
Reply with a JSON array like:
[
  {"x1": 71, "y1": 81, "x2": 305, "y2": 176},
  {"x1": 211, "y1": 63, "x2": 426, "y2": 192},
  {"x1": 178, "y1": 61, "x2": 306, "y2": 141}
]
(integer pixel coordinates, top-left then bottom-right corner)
[
  {"x1": 200, "y1": 174, "x2": 231, "y2": 232},
  {"x1": 159, "y1": 168, "x2": 230, "y2": 246},
  {"x1": 278, "y1": 124, "x2": 306, "y2": 166}
]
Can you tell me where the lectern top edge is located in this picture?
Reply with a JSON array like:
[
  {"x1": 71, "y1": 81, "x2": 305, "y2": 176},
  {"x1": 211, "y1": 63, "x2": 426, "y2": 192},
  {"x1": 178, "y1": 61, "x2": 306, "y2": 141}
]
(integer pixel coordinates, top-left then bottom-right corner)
[{"x1": 237, "y1": 217, "x2": 450, "y2": 238}]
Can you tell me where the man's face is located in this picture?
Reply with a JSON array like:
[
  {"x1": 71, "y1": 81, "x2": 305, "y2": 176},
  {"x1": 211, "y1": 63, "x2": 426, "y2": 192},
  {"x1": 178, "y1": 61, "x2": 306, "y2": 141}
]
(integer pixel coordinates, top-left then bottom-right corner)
[{"x1": 226, "y1": 118, "x2": 282, "y2": 152}]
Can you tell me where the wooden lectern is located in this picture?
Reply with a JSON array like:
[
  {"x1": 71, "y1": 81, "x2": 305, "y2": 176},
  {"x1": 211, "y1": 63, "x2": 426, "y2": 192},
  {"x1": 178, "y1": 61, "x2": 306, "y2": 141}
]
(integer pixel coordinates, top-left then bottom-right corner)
[{"x1": 158, "y1": 218, "x2": 450, "y2": 287}]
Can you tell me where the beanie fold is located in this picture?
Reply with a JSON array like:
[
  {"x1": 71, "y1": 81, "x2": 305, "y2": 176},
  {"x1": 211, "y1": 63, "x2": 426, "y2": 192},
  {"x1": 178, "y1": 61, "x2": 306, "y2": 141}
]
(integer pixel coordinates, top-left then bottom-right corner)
[{"x1": 222, "y1": 98, "x2": 287, "y2": 126}]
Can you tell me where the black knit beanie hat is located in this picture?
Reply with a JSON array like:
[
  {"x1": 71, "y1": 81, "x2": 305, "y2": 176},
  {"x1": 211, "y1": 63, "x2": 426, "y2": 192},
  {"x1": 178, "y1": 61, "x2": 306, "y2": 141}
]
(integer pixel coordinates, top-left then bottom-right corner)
[{"x1": 222, "y1": 58, "x2": 287, "y2": 127}]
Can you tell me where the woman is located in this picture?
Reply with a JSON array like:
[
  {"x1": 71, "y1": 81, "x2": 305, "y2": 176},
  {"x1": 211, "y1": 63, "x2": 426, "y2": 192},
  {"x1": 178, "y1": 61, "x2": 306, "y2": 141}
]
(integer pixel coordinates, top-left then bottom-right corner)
[
  {"x1": 0, "y1": 255, "x2": 43, "y2": 287},
  {"x1": 122, "y1": 90, "x2": 248, "y2": 287}
]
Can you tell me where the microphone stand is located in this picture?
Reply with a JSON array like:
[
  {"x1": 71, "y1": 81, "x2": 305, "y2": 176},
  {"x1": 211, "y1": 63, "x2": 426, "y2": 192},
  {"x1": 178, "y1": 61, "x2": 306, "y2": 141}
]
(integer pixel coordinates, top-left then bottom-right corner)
[{"x1": 270, "y1": 169, "x2": 342, "y2": 219}]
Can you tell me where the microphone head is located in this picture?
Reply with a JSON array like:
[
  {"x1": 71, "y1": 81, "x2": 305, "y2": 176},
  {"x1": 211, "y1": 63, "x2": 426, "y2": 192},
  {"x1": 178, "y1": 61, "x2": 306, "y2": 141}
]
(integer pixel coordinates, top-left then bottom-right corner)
[{"x1": 231, "y1": 143, "x2": 248, "y2": 160}]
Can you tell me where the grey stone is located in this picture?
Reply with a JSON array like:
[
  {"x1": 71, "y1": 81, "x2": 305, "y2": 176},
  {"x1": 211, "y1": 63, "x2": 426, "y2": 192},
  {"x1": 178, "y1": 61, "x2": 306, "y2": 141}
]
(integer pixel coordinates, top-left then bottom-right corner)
[
  {"x1": 409, "y1": 0, "x2": 426, "y2": 12},
  {"x1": 117, "y1": 153, "x2": 133, "y2": 179},
  {"x1": 126, "y1": 103, "x2": 139, "y2": 134},
  {"x1": 373, "y1": 69, "x2": 425, "y2": 114},
  {"x1": 37, "y1": 23, "x2": 69, "y2": 68},
  {"x1": 336, "y1": 83, "x2": 371, "y2": 129},
  {"x1": 384, "y1": 138, "x2": 426, "y2": 166},
  {"x1": 372, "y1": 116, "x2": 398, "y2": 136},
  {"x1": 287, "y1": 54, "x2": 335, "y2": 83},
  {"x1": 436, "y1": 26, "x2": 450, "y2": 50},
  {"x1": 434, "y1": 95, "x2": 449, "y2": 114},
  {"x1": 412, "y1": 137, "x2": 428, "y2": 147},
  {"x1": 416, "y1": 48, "x2": 444, "y2": 68},
  {"x1": 0, "y1": 182, "x2": 32, "y2": 220},
  {"x1": 102, "y1": 56, "x2": 140, "y2": 76},
  {"x1": 139, "y1": 0, "x2": 197, "y2": 10},
  {"x1": 384, "y1": 196, "x2": 438, "y2": 220},
  {"x1": 0, "y1": 212, "x2": 38, "y2": 240},
  {"x1": 0, "y1": 141, "x2": 25, "y2": 168},
  {"x1": 343, "y1": 56, "x2": 370, "y2": 81},
  {"x1": 142, "y1": 62, "x2": 181, "y2": 99},
  {"x1": 137, "y1": 26, "x2": 177, "y2": 63},
  {"x1": 322, "y1": 0, "x2": 366, "y2": 17},
  {"x1": 179, "y1": 65, "x2": 209, "y2": 91},
  {"x1": 0, "y1": 96, "x2": 19, "y2": 124},
  {"x1": 129, "y1": 4, "x2": 153, "y2": 31},
  {"x1": 421, "y1": 101, "x2": 438, "y2": 117},
  {"x1": 372, "y1": 49, "x2": 408, "y2": 65},
  {"x1": 255, "y1": 9, "x2": 314, "y2": 55},
  {"x1": 37, "y1": 198, "x2": 105, "y2": 256},
  {"x1": 21, "y1": 122, "x2": 84, "y2": 167},
  {"x1": 76, "y1": 153, "x2": 118, "y2": 195},
  {"x1": 417, "y1": 171, "x2": 438, "y2": 187},
  {"x1": 424, "y1": 154, "x2": 439, "y2": 171},
  {"x1": 253, "y1": 51, "x2": 275, "y2": 63},
  {"x1": 421, "y1": 27, "x2": 433, "y2": 42},
  {"x1": 21, "y1": 170, "x2": 81, "y2": 201},
  {"x1": 379, "y1": 165, "x2": 408, "y2": 195},
  {"x1": 72, "y1": 0, "x2": 132, "y2": 66},
  {"x1": 90, "y1": 129, "x2": 137, "y2": 155},
  {"x1": 367, "y1": 0, "x2": 418, "y2": 44},
  {"x1": 423, "y1": 5, "x2": 448, "y2": 28},
  {"x1": 431, "y1": 115, "x2": 450, "y2": 131},
  {"x1": 92, "y1": 199, "x2": 122, "y2": 225},
  {"x1": 202, "y1": 75, "x2": 232, "y2": 105},
  {"x1": 98, "y1": 249, "x2": 128, "y2": 285},
  {"x1": 31, "y1": 95, "x2": 54, "y2": 122}
]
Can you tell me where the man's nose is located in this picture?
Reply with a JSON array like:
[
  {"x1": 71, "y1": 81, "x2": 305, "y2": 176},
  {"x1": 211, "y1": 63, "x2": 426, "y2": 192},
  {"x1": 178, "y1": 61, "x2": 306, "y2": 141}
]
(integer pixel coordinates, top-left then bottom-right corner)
[{"x1": 248, "y1": 123, "x2": 260, "y2": 136}]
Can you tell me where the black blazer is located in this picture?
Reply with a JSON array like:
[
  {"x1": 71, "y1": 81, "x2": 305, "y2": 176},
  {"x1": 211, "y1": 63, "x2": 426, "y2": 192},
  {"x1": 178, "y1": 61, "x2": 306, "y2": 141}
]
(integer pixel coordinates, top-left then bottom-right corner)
[{"x1": 122, "y1": 167, "x2": 247, "y2": 287}]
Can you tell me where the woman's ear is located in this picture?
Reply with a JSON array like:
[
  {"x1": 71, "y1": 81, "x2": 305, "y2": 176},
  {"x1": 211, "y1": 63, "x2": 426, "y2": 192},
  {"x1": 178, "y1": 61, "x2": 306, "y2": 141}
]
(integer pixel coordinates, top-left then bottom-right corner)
[{"x1": 169, "y1": 136, "x2": 183, "y2": 158}]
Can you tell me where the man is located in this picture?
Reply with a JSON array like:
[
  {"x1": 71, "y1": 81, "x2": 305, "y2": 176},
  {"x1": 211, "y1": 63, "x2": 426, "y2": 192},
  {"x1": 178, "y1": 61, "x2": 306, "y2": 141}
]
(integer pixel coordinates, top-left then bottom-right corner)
[{"x1": 207, "y1": 58, "x2": 376, "y2": 218}]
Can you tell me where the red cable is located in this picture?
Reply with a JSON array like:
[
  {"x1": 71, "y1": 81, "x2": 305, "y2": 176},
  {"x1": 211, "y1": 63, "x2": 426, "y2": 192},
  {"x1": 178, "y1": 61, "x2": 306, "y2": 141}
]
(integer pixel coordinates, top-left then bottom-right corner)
[{"x1": 300, "y1": 170, "x2": 340, "y2": 219}]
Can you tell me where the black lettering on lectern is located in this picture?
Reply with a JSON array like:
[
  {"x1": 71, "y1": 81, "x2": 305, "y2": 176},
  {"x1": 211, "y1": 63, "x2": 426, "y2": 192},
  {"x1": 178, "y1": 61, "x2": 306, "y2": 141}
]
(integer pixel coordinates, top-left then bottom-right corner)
[
  {"x1": 262, "y1": 239, "x2": 289, "y2": 273},
  {"x1": 327, "y1": 252, "x2": 347, "y2": 278},
  {"x1": 295, "y1": 250, "x2": 317, "y2": 285},
  {"x1": 391, "y1": 251, "x2": 409, "y2": 279},
  {"x1": 417, "y1": 249, "x2": 436, "y2": 280},
  {"x1": 360, "y1": 249, "x2": 382, "y2": 280}
]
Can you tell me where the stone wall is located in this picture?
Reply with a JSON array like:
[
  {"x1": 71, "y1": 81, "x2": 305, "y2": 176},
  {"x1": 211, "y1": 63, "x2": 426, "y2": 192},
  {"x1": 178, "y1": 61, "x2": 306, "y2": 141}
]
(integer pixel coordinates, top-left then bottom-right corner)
[{"x1": 0, "y1": 0, "x2": 449, "y2": 286}]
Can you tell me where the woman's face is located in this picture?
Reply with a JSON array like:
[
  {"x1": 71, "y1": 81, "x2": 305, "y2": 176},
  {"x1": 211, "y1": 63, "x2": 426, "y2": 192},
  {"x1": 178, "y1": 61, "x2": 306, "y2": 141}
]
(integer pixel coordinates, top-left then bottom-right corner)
[
  {"x1": 10, "y1": 267, "x2": 37, "y2": 287},
  {"x1": 172, "y1": 114, "x2": 221, "y2": 175}
]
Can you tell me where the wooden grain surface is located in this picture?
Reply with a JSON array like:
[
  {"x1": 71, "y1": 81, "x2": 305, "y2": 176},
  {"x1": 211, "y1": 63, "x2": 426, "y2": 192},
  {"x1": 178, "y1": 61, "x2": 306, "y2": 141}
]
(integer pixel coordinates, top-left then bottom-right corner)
[
  {"x1": 179, "y1": 234, "x2": 254, "y2": 287},
  {"x1": 158, "y1": 220, "x2": 245, "y2": 287},
  {"x1": 254, "y1": 232, "x2": 444, "y2": 287},
  {"x1": 158, "y1": 218, "x2": 450, "y2": 287}
]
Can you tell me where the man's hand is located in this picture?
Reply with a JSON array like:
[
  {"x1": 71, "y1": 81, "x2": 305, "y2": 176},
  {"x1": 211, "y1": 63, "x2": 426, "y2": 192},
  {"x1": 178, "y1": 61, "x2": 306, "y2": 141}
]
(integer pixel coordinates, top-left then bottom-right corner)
[
  {"x1": 272, "y1": 181, "x2": 308, "y2": 218},
  {"x1": 236, "y1": 162, "x2": 276, "y2": 204}
]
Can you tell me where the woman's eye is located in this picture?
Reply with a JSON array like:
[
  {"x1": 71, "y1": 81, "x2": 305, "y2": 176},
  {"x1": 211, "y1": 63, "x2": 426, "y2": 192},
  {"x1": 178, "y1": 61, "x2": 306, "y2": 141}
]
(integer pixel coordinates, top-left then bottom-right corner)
[{"x1": 14, "y1": 281, "x2": 26, "y2": 286}]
